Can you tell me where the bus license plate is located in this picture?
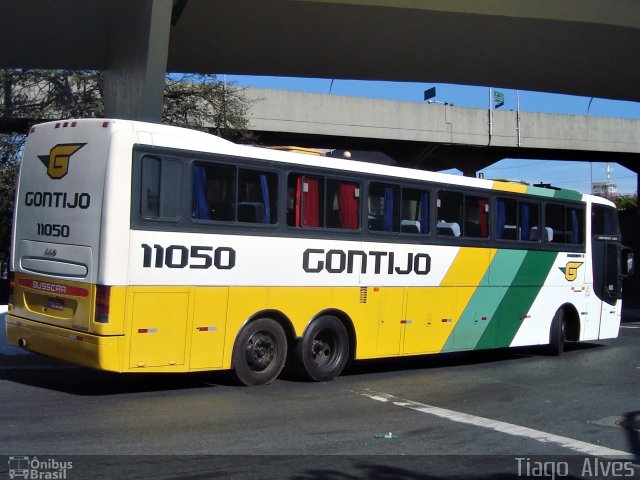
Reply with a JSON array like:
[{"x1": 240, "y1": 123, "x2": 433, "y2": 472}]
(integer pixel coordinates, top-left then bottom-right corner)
[{"x1": 47, "y1": 298, "x2": 65, "y2": 311}]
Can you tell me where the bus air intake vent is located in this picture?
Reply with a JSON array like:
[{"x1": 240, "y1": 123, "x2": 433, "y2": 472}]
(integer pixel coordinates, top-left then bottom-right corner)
[{"x1": 360, "y1": 287, "x2": 368, "y2": 304}]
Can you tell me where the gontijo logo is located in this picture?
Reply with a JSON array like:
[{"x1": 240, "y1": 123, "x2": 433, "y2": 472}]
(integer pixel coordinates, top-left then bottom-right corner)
[
  {"x1": 38, "y1": 143, "x2": 85, "y2": 179},
  {"x1": 559, "y1": 261, "x2": 584, "y2": 281}
]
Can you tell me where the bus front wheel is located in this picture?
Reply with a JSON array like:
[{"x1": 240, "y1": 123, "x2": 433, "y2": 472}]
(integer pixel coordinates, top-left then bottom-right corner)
[
  {"x1": 232, "y1": 318, "x2": 287, "y2": 386},
  {"x1": 295, "y1": 315, "x2": 349, "y2": 382},
  {"x1": 548, "y1": 309, "x2": 566, "y2": 356}
]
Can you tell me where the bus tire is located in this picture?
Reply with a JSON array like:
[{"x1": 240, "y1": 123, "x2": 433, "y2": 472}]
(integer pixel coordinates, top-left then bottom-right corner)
[
  {"x1": 296, "y1": 315, "x2": 349, "y2": 382},
  {"x1": 548, "y1": 309, "x2": 566, "y2": 356},
  {"x1": 232, "y1": 318, "x2": 287, "y2": 386}
]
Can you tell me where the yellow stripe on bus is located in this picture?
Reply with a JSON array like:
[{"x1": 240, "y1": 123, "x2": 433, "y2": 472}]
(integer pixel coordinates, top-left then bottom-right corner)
[
  {"x1": 491, "y1": 180, "x2": 528, "y2": 193},
  {"x1": 441, "y1": 247, "x2": 496, "y2": 288},
  {"x1": 441, "y1": 247, "x2": 497, "y2": 344}
]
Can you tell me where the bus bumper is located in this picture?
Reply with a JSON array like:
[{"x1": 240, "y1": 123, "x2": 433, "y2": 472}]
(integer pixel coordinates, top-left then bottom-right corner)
[{"x1": 5, "y1": 315, "x2": 123, "y2": 372}]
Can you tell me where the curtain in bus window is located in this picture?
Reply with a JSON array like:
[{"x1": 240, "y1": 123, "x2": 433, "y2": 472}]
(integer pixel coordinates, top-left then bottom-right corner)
[
  {"x1": 496, "y1": 199, "x2": 506, "y2": 239},
  {"x1": 383, "y1": 187, "x2": 395, "y2": 232},
  {"x1": 259, "y1": 174, "x2": 271, "y2": 224},
  {"x1": 570, "y1": 209, "x2": 579, "y2": 244},
  {"x1": 420, "y1": 192, "x2": 429, "y2": 234},
  {"x1": 192, "y1": 165, "x2": 210, "y2": 220},
  {"x1": 520, "y1": 203, "x2": 530, "y2": 240},
  {"x1": 478, "y1": 199, "x2": 488, "y2": 237},
  {"x1": 298, "y1": 176, "x2": 320, "y2": 227},
  {"x1": 294, "y1": 176, "x2": 303, "y2": 227},
  {"x1": 338, "y1": 182, "x2": 359, "y2": 229}
]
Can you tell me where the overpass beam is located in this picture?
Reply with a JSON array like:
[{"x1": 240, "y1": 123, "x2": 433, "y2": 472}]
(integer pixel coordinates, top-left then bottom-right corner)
[
  {"x1": 103, "y1": 0, "x2": 172, "y2": 122},
  {"x1": 432, "y1": 152, "x2": 499, "y2": 178}
]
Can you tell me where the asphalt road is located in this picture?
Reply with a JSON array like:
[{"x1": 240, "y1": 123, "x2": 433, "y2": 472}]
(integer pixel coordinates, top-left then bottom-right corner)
[{"x1": 1, "y1": 321, "x2": 639, "y2": 479}]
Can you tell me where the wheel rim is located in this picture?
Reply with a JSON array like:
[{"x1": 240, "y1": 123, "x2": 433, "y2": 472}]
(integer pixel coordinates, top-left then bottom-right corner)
[
  {"x1": 245, "y1": 331, "x2": 277, "y2": 373},
  {"x1": 311, "y1": 330, "x2": 337, "y2": 367}
]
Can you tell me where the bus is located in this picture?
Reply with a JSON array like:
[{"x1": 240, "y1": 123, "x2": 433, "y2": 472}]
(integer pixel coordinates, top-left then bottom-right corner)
[{"x1": 6, "y1": 119, "x2": 634, "y2": 385}]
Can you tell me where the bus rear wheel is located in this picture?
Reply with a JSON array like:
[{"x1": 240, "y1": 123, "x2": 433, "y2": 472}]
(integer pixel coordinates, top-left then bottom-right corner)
[
  {"x1": 548, "y1": 309, "x2": 566, "y2": 356},
  {"x1": 233, "y1": 318, "x2": 287, "y2": 386},
  {"x1": 295, "y1": 315, "x2": 349, "y2": 382}
]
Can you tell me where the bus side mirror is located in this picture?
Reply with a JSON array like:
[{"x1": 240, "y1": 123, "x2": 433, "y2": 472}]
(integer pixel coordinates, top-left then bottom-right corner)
[{"x1": 622, "y1": 247, "x2": 634, "y2": 277}]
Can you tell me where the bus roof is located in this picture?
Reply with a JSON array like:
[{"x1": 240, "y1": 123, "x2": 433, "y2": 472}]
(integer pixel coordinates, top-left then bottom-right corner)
[{"x1": 34, "y1": 118, "x2": 605, "y2": 205}]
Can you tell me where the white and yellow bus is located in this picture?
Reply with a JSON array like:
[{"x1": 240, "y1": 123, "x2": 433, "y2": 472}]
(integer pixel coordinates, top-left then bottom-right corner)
[{"x1": 6, "y1": 119, "x2": 634, "y2": 385}]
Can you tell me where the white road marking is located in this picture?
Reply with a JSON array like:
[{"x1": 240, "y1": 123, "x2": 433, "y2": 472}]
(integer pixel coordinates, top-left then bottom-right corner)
[{"x1": 361, "y1": 390, "x2": 631, "y2": 457}]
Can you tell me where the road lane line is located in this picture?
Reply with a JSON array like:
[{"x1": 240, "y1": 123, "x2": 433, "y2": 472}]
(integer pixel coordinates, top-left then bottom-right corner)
[{"x1": 361, "y1": 390, "x2": 631, "y2": 457}]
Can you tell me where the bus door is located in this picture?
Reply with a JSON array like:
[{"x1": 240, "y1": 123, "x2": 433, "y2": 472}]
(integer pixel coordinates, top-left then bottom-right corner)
[{"x1": 592, "y1": 236, "x2": 634, "y2": 326}]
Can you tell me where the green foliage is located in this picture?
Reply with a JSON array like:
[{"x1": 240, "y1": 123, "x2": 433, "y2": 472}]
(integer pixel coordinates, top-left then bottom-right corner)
[
  {"x1": 613, "y1": 194, "x2": 637, "y2": 211},
  {"x1": 163, "y1": 73, "x2": 255, "y2": 142},
  {"x1": 1, "y1": 69, "x2": 103, "y2": 129},
  {"x1": 0, "y1": 69, "x2": 254, "y2": 264},
  {"x1": 0, "y1": 162, "x2": 18, "y2": 265}
]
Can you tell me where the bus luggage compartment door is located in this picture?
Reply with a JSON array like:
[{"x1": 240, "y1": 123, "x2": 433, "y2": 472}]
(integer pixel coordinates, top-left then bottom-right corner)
[{"x1": 128, "y1": 288, "x2": 189, "y2": 369}]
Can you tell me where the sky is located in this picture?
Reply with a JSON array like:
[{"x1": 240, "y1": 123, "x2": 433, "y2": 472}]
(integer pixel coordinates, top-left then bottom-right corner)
[{"x1": 223, "y1": 75, "x2": 639, "y2": 196}]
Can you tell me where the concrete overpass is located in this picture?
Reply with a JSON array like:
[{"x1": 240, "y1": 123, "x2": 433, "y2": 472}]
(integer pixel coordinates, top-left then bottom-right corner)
[
  {"x1": 243, "y1": 88, "x2": 640, "y2": 179},
  {"x1": 2, "y1": 1, "x2": 640, "y2": 122}
]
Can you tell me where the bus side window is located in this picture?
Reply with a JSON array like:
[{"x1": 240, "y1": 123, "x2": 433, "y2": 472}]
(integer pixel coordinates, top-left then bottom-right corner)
[
  {"x1": 465, "y1": 195, "x2": 489, "y2": 238},
  {"x1": 140, "y1": 156, "x2": 182, "y2": 220},
  {"x1": 401, "y1": 188, "x2": 430, "y2": 234},
  {"x1": 545, "y1": 203, "x2": 565, "y2": 243},
  {"x1": 520, "y1": 202, "x2": 540, "y2": 241},
  {"x1": 496, "y1": 199, "x2": 540, "y2": 241},
  {"x1": 326, "y1": 179, "x2": 360, "y2": 230},
  {"x1": 368, "y1": 183, "x2": 399, "y2": 233},
  {"x1": 496, "y1": 198, "x2": 517, "y2": 240},
  {"x1": 238, "y1": 169, "x2": 278, "y2": 224},
  {"x1": 192, "y1": 163, "x2": 235, "y2": 222},
  {"x1": 566, "y1": 207, "x2": 585, "y2": 244},
  {"x1": 288, "y1": 174, "x2": 323, "y2": 228},
  {"x1": 437, "y1": 190, "x2": 463, "y2": 237},
  {"x1": 545, "y1": 203, "x2": 584, "y2": 244}
]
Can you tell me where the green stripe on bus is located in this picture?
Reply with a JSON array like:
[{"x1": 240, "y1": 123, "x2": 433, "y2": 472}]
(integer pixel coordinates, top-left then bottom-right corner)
[
  {"x1": 526, "y1": 186, "x2": 556, "y2": 197},
  {"x1": 442, "y1": 250, "x2": 527, "y2": 352},
  {"x1": 553, "y1": 189, "x2": 583, "y2": 201},
  {"x1": 475, "y1": 250, "x2": 558, "y2": 349},
  {"x1": 526, "y1": 185, "x2": 583, "y2": 201}
]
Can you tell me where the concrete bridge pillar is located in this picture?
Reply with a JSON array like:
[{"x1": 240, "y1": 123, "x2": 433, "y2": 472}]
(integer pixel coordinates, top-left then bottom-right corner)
[{"x1": 103, "y1": 0, "x2": 172, "y2": 122}]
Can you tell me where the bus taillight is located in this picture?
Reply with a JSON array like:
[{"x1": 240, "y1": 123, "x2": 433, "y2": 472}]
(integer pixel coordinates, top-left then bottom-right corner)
[
  {"x1": 95, "y1": 285, "x2": 111, "y2": 323},
  {"x1": 8, "y1": 271, "x2": 14, "y2": 306}
]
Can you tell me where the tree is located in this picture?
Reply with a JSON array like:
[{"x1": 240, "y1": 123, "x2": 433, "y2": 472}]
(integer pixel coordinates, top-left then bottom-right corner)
[
  {"x1": 163, "y1": 73, "x2": 255, "y2": 143},
  {"x1": 613, "y1": 194, "x2": 637, "y2": 212},
  {"x1": 0, "y1": 69, "x2": 255, "y2": 266}
]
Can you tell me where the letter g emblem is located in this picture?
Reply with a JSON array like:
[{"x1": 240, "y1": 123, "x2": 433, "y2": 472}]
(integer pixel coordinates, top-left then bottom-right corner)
[{"x1": 38, "y1": 143, "x2": 85, "y2": 179}]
